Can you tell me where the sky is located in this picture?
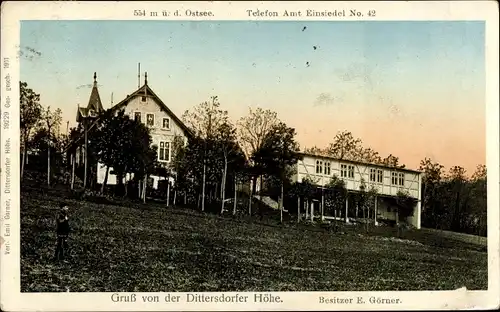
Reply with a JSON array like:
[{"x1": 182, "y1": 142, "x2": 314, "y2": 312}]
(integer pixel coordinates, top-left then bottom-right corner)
[{"x1": 20, "y1": 20, "x2": 485, "y2": 174}]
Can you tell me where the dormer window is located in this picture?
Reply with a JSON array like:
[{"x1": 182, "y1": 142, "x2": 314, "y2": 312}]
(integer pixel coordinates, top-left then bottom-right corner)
[{"x1": 141, "y1": 96, "x2": 147, "y2": 102}]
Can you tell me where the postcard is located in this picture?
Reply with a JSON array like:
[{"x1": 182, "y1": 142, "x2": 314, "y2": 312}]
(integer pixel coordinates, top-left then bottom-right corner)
[{"x1": 0, "y1": 1, "x2": 499, "y2": 311}]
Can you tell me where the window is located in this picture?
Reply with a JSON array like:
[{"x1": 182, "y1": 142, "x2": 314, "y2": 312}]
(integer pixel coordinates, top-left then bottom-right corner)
[
  {"x1": 341, "y1": 164, "x2": 355, "y2": 178},
  {"x1": 158, "y1": 141, "x2": 171, "y2": 162},
  {"x1": 371, "y1": 168, "x2": 383, "y2": 183},
  {"x1": 391, "y1": 172, "x2": 397, "y2": 185},
  {"x1": 134, "y1": 112, "x2": 141, "y2": 122},
  {"x1": 398, "y1": 172, "x2": 405, "y2": 186},
  {"x1": 341, "y1": 164, "x2": 347, "y2": 178},
  {"x1": 141, "y1": 96, "x2": 147, "y2": 102},
  {"x1": 348, "y1": 165, "x2": 354, "y2": 178},
  {"x1": 146, "y1": 113, "x2": 155, "y2": 127},
  {"x1": 325, "y1": 162, "x2": 331, "y2": 175},
  {"x1": 316, "y1": 160, "x2": 323, "y2": 174},
  {"x1": 370, "y1": 169, "x2": 377, "y2": 182},
  {"x1": 162, "y1": 117, "x2": 170, "y2": 129},
  {"x1": 391, "y1": 172, "x2": 405, "y2": 186},
  {"x1": 377, "y1": 169, "x2": 383, "y2": 183}
]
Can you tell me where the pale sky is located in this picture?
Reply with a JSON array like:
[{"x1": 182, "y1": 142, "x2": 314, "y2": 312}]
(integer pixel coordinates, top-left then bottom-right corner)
[{"x1": 20, "y1": 20, "x2": 485, "y2": 173}]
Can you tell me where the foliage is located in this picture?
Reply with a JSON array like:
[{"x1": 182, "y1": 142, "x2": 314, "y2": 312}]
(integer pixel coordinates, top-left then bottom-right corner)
[
  {"x1": 89, "y1": 109, "x2": 156, "y2": 193},
  {"x1": 20, "y1": 81, "x2": 43, "y2": 153},
  {"x1": 237, "y1": 107, "x2": 279, "y2": 161},
  {"x1": 323, "y1": 175, "x2": 348, "y2": 217}
]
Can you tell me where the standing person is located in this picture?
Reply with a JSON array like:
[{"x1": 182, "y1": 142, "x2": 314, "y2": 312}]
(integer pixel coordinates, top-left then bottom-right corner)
[{"x1": 54, "y1": 203, "x2": 70, "y2": 261}]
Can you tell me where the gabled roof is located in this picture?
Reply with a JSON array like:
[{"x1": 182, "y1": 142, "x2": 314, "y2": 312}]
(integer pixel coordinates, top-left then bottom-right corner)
[
  {"x1": 64, "y1": 76, "x2": 194, "y2": 154},
  {"x1": 109, "y1": 81, "x2": 194, "y2": 139}
]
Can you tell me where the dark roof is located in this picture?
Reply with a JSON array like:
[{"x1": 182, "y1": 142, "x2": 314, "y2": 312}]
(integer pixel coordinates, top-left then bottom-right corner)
[
  {"x1": 109, "y1": 83, "x2": 194, "y2": 139},
  {"x1": 87, "y1": 82, "x2": 104, "y2": 113},
  {"x1": 297, "y1": 152, "x2": 421, "y2": 174}
]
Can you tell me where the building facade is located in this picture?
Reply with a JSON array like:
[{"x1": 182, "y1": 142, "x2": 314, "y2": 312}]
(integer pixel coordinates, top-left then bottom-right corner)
[
  {"x1": 293, "y1": 152, "x2": 422, "y2": 229},
  {"x1": 73, "y1": 72, "x2": 192, "y2": 189}
]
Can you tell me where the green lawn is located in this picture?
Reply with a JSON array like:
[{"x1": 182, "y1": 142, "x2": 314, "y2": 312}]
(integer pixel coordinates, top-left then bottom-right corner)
[{"x1": 20, "y1": 185, "x2": 488, "y2": 292}]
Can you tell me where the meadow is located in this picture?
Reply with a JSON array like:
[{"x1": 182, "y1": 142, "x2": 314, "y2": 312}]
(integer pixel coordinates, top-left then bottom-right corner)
[{"x1": 20, "y1": 184, "x2": 488, "y2": 292}]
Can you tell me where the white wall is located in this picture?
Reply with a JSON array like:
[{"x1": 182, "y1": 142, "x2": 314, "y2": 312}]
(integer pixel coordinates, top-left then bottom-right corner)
[
  {"x1": 96, "y1": 93, "x2": 188, "y2": 189},
  {"x1": 296, "y1": 155, "x2": 421, "y2": 199}
]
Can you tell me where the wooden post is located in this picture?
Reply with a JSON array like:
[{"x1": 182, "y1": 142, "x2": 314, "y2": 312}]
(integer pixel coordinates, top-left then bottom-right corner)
[
  {"x1": 345, "y1": 195, "x2": 349, "y2": 223},
  {"x1": 166, "y1": 180, "x2": 171, "y2": 206},
  {"x1": 70, "y1": 152, "x2": 75, "y2": 190},
  {"x1": 321, "y1": 188, "x2": 325, "y2": 221},
  {"x1": 310, "y1": 202, "x2": 314, "y2": 222},
  {"x1": 374, "y1": 196, "x2": 378, "y2": 226},
  {"x1": 143, "y1": 176, "x2": 147, "y2": 203},
  {"x1": 305, "y1": 200, "x2": 309, "y2": 219},
  {"x1": 83, "y1": 122, "x2": 88, "y2": 189}
]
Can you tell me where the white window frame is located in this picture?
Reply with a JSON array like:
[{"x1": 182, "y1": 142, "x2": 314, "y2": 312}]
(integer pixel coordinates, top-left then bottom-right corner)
[
  {"x1": 316, "y1": 160, "x2": 323, "y2": 174},
  {"x1": 340, "y1": 164, "x2": 347, "y2": 178},
  {"x1": 377, "y1": 169, "x2": 383, "y2": 183},
  {"x1": 325, "y1": 162, "x2": 331, "y2": 175},
  {"x1": 158, "y1": 141, "x2": 171, "y2": 162},
  {"x1": 146, "y1": 113, "x2": 155, "y2": 127},
  {"x1": 369, "y1": 168, "x2": 377, "y2": 182},
  {"x1": 391, "y1": 172, "x2": 398, "y2": 185},
  {"x1": 347, "y1": 165, "x2": 355, "y2": 179},
  {"x1": 162, "y1": 117, "x2": 171, "y2": 130},
  {"x1": 398, "y1": 172, "x2": 405, "y2": 186}
]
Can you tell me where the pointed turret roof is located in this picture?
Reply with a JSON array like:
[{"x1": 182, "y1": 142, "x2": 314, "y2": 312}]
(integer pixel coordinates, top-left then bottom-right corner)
[{"x1": 87, "y1": 72, "x2": 104, "y2": 112}]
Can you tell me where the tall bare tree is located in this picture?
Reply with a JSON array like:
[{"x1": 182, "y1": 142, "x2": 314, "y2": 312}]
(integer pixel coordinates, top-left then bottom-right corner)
[
  {"x1": 182, "y1": 96, "x2": 229, "y2": 211},
  {"x1": 41, "y1": 106, "x2": 62, "y2": 186},
  {"x1": 237, "y1": 107, "x2": 280, "y2": 206}
]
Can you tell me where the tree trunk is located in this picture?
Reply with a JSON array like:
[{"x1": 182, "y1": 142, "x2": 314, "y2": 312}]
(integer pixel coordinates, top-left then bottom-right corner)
[
  {"x1": 124, "y1": 174, "x2": 129, "y2": 198},
  {"x1": 21, "y1": 142, "x2": 27, "y2": 181},
  {"x1": 233, "y1": 180, "x2": 237, "y2": 215},
  {"x1": 100, "y1": 166, "x2": 109, "y2": 195},
  {"x1": 201, "y1": 163, "x2": 206, "y2": 211},
  {"x1": 143, "y1": 176, "x2": 147, "y2": 203},
  {"x1": 248, "y1": 178, "x2": 253, "y2": 215},
  {"x1": 173, "y1": 189, "x2": 177, "y2": 206},
  {"x1": 184, "y1": 192, "x2": 187, "y2": 205},
  {"x1": 305, "y1": 200, "x2": 309, "y2": 219},
  {"x1": 259, "y1": 175, "x2": 263, "y2": 201},
  {"x1": 71, "y1": 153, "x2": 75, "y2": 190},
  {"x1": 47, "y1": 143, "x2": 51, "y2": 186},
  {"x1": 280, "y1": 182, "x2": 284, "y2": 223},
  {"x1": 297, "y1": 196, "x2": 301, "y2": 222},
  {"x1": 220, "y1": 157, "x2": 227, "y2": 215}
]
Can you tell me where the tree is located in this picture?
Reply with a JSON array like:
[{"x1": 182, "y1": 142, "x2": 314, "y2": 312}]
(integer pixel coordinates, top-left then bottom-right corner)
[
  {"x1": 419, "y1": 158, "x2": 445, "y2": 228},
  {"x1": 212, "y1": 121, "x2": 245, "y2": 214},
  {"x1": 355, "y1": 179, "x2": 378, "y2": 232},
  {"x1": 41, "y1": 106, "x2": 62, "y2": 186},
  {"x1": 182, "y1": 96, "x2": 229, "y2": 211},
  {"x1": 326, "y1": 131, "x2": 364, "y2": 161},
  {"x1": 324, "y1": 175, "x2": 348, "y2": 221},
  {"x1": 252, "y1": 122, "x2": 301, "y2": 222},
  {"x1": 237, "y1": 107, "x2": 280, "y2": 196},
  {"x1": 20, "y1": 81, "x2": 42, "y2": 180},
  {"x1": 90, "y1": 109, "x2": 156, "y2": 198},
  {"x1": 448, "y1": 166, "x2": 467, "y2": 232}
]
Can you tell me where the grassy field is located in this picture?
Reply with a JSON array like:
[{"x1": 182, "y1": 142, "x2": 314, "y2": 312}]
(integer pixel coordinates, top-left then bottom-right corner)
[{"x1": 21, "y1": 184, "x2": 488, "y2": 292}]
